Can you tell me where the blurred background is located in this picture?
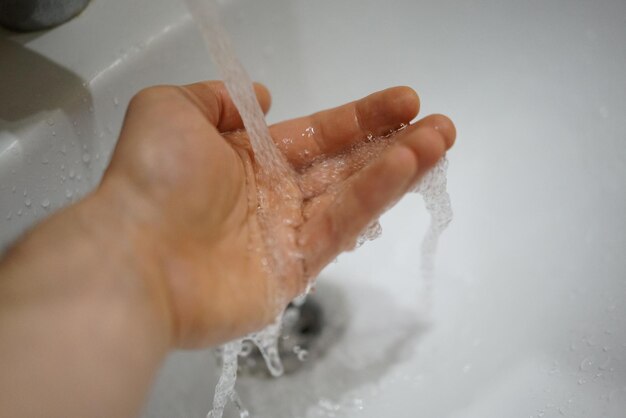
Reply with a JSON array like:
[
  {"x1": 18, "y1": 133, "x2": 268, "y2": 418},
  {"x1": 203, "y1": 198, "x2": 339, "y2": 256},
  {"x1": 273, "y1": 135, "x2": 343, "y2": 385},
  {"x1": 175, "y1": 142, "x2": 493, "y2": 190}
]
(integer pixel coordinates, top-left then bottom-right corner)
[{"x1": 1, "y1": 0, "x2": 625, "y2": 417}]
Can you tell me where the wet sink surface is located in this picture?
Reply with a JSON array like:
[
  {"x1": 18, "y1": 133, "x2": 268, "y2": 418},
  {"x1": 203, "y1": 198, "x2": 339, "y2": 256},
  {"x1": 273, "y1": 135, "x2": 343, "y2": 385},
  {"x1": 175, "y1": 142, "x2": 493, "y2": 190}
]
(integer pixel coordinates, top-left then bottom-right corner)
[{"x1": 1, "y1": 0, "x2": 625, "y2": 417}]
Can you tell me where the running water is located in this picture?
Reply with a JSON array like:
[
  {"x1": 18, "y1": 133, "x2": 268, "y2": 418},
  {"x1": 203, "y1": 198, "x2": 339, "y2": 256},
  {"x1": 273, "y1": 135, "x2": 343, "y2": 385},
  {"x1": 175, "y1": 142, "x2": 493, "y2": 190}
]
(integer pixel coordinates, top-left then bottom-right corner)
[
  {"x1": 413, "y1": 157, "x2": 453, "y2": 310},
  {"x1": 183, "y1": 1, "x2": 452, "y2": 417}
]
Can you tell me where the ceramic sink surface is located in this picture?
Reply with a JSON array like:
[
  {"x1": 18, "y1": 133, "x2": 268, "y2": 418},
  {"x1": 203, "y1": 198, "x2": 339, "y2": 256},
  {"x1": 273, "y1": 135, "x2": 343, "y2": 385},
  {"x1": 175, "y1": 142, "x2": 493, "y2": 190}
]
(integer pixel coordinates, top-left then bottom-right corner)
[{"x1": 1, "y1": 0, "x2": 625, "y2": 417}]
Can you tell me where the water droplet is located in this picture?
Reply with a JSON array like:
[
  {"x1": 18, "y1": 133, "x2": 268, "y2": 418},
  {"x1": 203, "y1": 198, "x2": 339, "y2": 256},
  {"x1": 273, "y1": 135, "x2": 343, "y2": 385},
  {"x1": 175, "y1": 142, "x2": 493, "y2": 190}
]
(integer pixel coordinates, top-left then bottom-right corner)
[
  {"x1": 52, "y1": 131, "x2": 56, "y2": 137},
  {"x1": 351, "y1": 398, "x2": 364, "y2": 411},
  {"x1": 24, "y1": 198, "x2": 31, "y2": 207},
  {"x1": 304, "y1": 126, "x2": 315, "y2": 138},
  {"x1": 297, "y1": 349, "x2": 309, "y2": 361},
  {"x1": 65, "y1": 189, "x2": 73, "y2": 199},
  {"x1": 11, "y1": 186, "x2": 16, "y2": 193},
  {"x1": 318, "y1": 398, "x2": 341, "y2": 412},
  {"x1": 17, "y1": 209, "x2": 23, "y2": 216},
  {"x1": 239, "y1": 341, "x2": 253, "y2": 357},
  {"x1": 69, "y1": 170, "x2": 75, "y2": 179},
  {"x1": 41, "y1": 199, "x2": 50, "y2": 209},
  {"x1": 113, "y1": 97, "x2": 119, "y2": 106},
  {"x1": 46, "y1": 118, "x2": 55, "y2": 126},
  {"x1": 580, "y1": 356, "x2": 594, "y2": 372},
  {"x1": 6, "y1": 212, "x2": 12, "y2": 220},
  {"x1": 462, "y1": 363, "x2": 472, "y2": 373},
  {"x1": 82, "y1": 153, "x2": 91, "y2": 163},
  {"x1": 578, "y1": 378, "x2": 586, "y2": 385},
  {"x1": 41, "y1": 157, "x2": 49, "y2": 165}
]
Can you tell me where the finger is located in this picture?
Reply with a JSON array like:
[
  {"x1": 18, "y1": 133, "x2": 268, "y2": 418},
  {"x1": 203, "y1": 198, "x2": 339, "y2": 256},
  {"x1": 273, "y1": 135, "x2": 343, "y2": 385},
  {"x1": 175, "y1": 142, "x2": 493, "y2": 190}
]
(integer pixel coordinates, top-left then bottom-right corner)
[
  {"x1": 298, "y1": 125, "x2": 447, "y2": 277},
  {"x1": 180, "y1": 81, "x2": 272, "y2": 132},
  {"x1": 270, "y1": 86, "x2": 420, "y2": 168},
  {"x1": 298, "y1": 114, "x2": 456, "y2": 198},
  {"x1": 405, "y1": 113, "x2": 456, "y2": 149}
]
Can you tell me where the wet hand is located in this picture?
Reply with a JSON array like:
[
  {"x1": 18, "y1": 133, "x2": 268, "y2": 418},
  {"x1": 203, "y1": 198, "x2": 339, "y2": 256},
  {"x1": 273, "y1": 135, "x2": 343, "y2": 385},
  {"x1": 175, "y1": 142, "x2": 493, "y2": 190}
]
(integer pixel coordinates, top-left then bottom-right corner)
[{"x1": 100, "y1": 81, "x2": 455, "y2": 347}]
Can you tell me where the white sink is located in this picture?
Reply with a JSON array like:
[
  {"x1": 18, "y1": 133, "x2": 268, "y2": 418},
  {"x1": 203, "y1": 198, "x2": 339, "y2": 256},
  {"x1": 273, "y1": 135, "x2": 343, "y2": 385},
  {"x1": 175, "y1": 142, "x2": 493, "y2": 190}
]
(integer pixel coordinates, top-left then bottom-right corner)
[{"x1": 1, "y1": 0, "x2": 625, "y2": 417}]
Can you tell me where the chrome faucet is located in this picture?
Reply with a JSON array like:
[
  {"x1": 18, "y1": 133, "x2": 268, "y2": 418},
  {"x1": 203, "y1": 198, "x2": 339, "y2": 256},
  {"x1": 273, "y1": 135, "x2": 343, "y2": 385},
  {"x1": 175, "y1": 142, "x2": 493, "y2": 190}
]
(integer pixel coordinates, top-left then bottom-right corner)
[{"x1": 0, "y1": 0, "x2": 90, "y2": 32}]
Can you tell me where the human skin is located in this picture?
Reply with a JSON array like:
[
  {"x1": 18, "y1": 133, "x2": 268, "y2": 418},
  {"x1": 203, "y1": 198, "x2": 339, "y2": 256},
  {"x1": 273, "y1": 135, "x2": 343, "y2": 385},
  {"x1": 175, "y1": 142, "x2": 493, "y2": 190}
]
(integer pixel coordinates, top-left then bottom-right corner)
[{"x1": 0, "y1": 81, "x2": 455, "y2": 418}]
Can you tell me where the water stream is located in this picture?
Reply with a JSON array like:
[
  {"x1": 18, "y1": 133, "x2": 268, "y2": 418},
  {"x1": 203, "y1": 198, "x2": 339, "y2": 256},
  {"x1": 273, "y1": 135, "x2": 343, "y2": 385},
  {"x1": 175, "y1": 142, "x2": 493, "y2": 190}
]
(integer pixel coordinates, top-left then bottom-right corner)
[{"x1": 183, "y1": 1, "x2": 452, "y2": 416}]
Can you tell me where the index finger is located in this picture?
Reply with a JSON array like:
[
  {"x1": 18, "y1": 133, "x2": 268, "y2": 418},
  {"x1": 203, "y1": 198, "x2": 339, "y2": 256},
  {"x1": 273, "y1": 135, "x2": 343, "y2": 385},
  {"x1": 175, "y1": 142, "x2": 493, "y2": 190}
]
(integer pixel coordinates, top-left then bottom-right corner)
[{"x1": 180, "y1": 81, "x2": 272, "y2": 132}]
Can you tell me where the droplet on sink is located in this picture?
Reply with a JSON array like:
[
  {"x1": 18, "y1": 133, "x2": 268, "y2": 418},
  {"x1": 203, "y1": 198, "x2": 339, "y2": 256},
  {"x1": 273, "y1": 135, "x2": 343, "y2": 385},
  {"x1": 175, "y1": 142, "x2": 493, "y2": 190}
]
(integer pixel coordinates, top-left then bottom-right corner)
[
  {"x1": 24, "y1": 198, "x2": 31, "y2": 207},
  {"x1": 41, "y1": 199, "x2": 50, "y2": 209},
  {"x1": 579, "y1": 356, "x2": 594, "y2": 372},
  {"x1": 113, "y1": 97, "x2": 120, "y2": 107},
  {"x1": 318, "y1": 398, "x2": 341, "y2": 412},
  {"x1": 82, "y1": 153, "x2": 91, "y2": 163},
  {"x1": 46, "y1": 118, "x2": 55, "y2": 126},
  {"x1": 65, "y1": 189, "x2": 73, "y2": 199}
]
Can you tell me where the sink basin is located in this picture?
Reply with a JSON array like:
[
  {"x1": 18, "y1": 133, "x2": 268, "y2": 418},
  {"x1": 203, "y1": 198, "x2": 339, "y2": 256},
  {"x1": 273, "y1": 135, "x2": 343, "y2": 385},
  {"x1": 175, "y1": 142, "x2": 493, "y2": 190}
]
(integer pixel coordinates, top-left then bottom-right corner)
[{"x1": 1, "y1": 0, "x2": 625, "y2": 417}]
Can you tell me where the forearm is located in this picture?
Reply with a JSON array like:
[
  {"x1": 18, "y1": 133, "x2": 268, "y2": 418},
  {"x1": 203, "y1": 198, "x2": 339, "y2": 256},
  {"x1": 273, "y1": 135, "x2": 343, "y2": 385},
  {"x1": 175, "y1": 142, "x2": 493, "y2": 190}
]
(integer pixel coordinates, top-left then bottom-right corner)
[{"x1": 0, "y1": 184, "x2": 172, "y2": 418}]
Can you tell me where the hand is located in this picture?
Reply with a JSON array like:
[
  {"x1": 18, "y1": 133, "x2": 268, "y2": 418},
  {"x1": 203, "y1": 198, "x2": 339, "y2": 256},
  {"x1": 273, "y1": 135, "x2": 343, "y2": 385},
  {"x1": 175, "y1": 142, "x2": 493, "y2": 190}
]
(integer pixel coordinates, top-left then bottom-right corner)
[{"x1": 100, "y1": 81, "x2": 455, "y2": 348}]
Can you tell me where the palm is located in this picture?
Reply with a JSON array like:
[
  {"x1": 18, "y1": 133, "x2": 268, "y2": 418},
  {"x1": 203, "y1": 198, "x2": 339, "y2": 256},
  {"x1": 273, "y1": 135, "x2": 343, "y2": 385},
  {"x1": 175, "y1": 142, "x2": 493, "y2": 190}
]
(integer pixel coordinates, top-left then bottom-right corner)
[{"x1": 105, "y1": 82, "x2": 454, "y2": 347}]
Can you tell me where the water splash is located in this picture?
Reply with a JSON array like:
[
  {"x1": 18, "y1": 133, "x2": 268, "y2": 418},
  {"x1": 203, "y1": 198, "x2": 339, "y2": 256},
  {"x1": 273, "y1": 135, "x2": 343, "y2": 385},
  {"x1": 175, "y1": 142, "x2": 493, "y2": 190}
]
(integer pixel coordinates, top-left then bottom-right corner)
[
  {"x1": 184, "y1": 1, "x2": 301, "y2": 416},
  {"x1": 247, "y1": 316, "x2": 284, "y2": 377},
  {"x1": 207, "y1": 340, "x2": 242, "y2": 418},
  {"x1": 414, "y1": 157, "x2": 453, "y2": 303}
]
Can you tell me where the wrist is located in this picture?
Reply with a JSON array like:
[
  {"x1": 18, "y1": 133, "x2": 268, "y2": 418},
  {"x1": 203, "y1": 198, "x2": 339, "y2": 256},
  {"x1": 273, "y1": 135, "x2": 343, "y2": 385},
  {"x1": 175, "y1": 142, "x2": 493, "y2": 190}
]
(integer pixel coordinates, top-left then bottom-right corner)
[
  {"x1": 0, "y1": 178, "x2": 175, "y2": 355},
  {"x1": 0, "y1": 180, "x2": 175, "y2": 417},
  {"x1": 87, "y1": 176, "x2": 176, "y2": 352}
]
